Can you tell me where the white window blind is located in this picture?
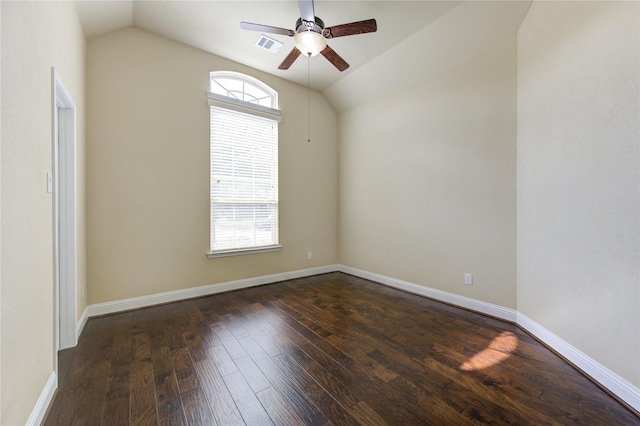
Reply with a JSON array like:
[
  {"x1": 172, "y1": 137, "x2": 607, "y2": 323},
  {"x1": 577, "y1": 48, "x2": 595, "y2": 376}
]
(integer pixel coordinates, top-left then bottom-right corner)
[{"x1": 209, "y1": 105, "x2": 279, "y2": 254}]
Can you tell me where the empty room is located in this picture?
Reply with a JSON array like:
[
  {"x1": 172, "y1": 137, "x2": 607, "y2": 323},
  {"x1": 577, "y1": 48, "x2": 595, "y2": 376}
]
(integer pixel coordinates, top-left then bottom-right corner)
[{"x1": 1, "y1": 0, "x2": 638, "y2": 424}]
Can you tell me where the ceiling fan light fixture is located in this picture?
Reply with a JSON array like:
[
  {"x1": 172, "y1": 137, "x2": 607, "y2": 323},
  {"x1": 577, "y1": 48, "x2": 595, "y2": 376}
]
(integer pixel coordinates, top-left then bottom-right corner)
[{"x1": 294, "y1": 31, "x2": 326, "y2": 57}]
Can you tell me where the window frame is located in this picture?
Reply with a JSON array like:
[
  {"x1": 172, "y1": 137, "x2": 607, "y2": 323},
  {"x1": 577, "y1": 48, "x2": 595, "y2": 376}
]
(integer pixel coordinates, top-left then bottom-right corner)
[{"x1": 207, "y1": 71, "x2": 281, "y2": 259}]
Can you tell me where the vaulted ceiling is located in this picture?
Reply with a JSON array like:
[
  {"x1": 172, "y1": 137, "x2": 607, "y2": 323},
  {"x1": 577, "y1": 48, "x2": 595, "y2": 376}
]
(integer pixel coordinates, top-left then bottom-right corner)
[{"x1": 75, "y1": 1, "x2": 532, "y2": 112}]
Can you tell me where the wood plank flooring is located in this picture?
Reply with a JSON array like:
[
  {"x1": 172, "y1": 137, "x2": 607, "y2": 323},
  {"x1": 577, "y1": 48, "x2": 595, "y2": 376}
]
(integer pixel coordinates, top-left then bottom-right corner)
[{"x1": 44, "y1": 272, "x2": 639, "y2": 425}]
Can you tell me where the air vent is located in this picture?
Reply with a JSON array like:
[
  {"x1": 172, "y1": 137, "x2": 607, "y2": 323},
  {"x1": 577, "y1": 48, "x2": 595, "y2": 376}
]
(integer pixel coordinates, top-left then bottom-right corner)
[{"x1": 255, "y1": 34, "x2": 283, "y2": 53}]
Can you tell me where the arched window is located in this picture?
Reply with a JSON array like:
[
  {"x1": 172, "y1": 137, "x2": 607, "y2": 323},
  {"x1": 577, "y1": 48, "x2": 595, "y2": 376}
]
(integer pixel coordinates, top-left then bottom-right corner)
[
  {"x1": 209, "y1": 71, "x2": 278, "y2": 108},
  {"x1": 207, "y1": 72, "x2": 281, "y2": 257}
]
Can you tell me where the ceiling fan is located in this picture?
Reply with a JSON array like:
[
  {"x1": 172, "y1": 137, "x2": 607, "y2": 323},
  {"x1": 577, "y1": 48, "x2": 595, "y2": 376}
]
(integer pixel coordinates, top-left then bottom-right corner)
[{"x1": 240, "y1": 0, "x2": 377, "y2": 72}]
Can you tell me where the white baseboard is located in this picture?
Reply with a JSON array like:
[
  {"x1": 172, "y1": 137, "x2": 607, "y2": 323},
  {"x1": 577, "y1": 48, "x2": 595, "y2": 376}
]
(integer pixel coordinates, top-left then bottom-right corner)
[
  {"x1": 517, "y1": 313, "x2": 640, "y2": 412},
  {"x1": 338, "y1": 265, "x2": 518, "y2": 322},
  {"x1": 87, "y1": 265, "x2": 340, "y2": 318},
  {"x1": 77, "y1": 306, "x2": 88, "y2": 340},
  {"x1": 26, "y1": 372, "x2": 57, "y2": 426}
]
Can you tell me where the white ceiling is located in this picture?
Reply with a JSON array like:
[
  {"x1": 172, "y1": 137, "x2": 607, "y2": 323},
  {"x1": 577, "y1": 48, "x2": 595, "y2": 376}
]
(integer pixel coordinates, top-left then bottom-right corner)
[{"x1": 75, "y1": 1, "x2": 532, "y2": 111}]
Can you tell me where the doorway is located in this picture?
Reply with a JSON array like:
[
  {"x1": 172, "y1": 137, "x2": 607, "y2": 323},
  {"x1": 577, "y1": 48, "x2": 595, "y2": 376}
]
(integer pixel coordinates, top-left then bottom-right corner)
[{"x1": 52, "y1": 68, "x2": 77, "y2": 353}]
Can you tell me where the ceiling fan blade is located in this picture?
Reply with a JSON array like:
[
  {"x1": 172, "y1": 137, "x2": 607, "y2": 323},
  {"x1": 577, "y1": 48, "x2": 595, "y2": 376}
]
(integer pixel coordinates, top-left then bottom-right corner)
[
  {"x1": 278, "y1": 48, "x2": 302, "y2": 70},
  {"x1": 323, "y1": 19, "x2": 377, "y2": 39},
  {"x1": 298, "y1": 0, "x2": 315, "y2": 22},
  {"x1": 240, "y1": 22, "x2": 294, "y2": 37},
  {"x1": 320, "y1": 45, "x2": 349, "y2": 72}
]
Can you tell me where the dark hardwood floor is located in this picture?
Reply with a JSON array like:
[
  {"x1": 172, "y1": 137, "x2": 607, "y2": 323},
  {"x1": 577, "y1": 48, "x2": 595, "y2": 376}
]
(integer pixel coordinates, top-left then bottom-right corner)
[{"x1": 44, "y1": 272, "x2": 639, "y2": 425}]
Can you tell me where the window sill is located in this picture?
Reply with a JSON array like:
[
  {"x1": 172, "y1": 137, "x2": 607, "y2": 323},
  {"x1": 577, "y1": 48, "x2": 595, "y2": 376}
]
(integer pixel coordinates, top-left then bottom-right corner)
[{"x1": 207, "y1": 245, "x2": 282, "y2": 259}]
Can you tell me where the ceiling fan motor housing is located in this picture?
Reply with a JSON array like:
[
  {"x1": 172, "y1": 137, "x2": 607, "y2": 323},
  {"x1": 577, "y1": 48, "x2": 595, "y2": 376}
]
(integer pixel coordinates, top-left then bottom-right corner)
[{"x1": 295, "y1": 17, "x2": 325, "y2": 35}]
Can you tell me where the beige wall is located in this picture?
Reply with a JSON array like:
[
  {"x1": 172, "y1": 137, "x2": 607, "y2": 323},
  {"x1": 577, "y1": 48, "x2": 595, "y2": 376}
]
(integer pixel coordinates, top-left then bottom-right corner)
[
  {"x1": 0, "y1": 1, "x2": 86, "y2": 423},
  {"x1": 338, "y1": 40, "x2": 518, "y2": 309},
  {"x1": 86, "y1": 28, "x2": 338, "y2": 304},
  {"x1": 517, "y1": 1, "x2": 639, "y2": 387}
]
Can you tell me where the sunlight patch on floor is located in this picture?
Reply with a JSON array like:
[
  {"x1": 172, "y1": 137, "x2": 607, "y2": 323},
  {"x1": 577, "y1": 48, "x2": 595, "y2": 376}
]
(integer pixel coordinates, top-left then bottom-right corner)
[{"x1": 459, "y1": 331, "x2": 518, "y2": 371}]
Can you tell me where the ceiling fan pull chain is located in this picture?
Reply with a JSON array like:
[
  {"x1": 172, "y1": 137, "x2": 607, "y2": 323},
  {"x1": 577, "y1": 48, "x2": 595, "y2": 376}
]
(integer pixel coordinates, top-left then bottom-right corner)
[{"x1": 307, "y1": 52, "x2": 311, "y2": 143}]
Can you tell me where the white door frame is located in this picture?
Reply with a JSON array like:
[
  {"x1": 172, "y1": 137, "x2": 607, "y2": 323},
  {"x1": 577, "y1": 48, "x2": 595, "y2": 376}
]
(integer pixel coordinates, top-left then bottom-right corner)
[{"x1": 52, "y1": 68, "x2": 77, "y2": 353}]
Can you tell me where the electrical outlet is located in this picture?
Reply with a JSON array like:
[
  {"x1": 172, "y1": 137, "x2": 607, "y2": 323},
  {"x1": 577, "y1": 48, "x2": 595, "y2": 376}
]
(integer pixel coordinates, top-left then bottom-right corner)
[
  {"x1": 464, "y1": 273, "x2": 473, "y2": 285},
  {"x1": 307, "y1": 251, "x2": 313, "y2": 260}
]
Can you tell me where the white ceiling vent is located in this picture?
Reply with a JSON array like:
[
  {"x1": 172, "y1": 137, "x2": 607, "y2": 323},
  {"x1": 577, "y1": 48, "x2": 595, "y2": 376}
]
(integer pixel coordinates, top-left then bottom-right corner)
[{"x1": 255, "y1": 34, "x2": 283, "y2": 53}]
